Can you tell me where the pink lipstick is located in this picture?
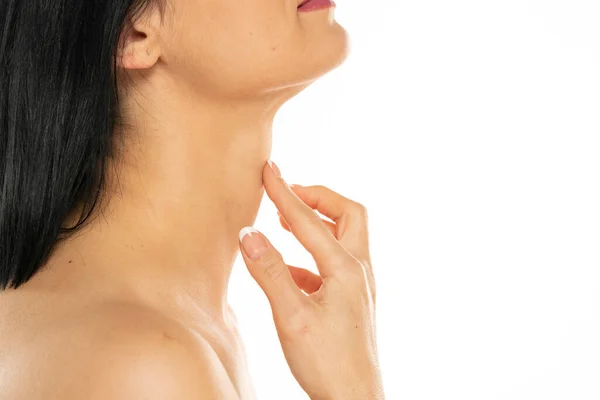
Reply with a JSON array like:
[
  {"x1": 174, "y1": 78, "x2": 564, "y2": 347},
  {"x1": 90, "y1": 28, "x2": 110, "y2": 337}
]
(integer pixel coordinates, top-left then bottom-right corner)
[{"x1": 297, "y1": 0, "x2": 336, "y2": 12}]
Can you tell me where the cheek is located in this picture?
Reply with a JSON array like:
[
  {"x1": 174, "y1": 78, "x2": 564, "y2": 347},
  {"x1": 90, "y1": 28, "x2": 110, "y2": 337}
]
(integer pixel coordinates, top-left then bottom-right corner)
[
  {"x1": 166, "y1": 2, "x2": 303, "y2": 94},
  {"x1": 176, "y1": 0, "x2": 296, "y2": 58}
]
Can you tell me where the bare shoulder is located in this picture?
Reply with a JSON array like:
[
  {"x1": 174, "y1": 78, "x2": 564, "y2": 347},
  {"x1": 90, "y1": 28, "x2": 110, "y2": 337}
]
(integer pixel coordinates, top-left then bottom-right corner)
[{"x1": 3, "y1": 301, "x2": 239, "y2": 400}]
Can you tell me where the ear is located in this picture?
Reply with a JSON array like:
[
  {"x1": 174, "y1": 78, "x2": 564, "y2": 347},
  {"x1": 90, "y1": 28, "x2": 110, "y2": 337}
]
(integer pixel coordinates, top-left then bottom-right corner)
[{"x1": 117, "y1": 10, "x2": 162, "y2": 70}]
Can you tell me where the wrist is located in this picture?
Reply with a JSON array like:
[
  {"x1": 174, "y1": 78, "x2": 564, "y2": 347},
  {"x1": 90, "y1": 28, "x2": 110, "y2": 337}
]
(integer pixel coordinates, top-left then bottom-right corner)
[{"x1": 312, "y1": 378, "x2": 385, "y2": 400}]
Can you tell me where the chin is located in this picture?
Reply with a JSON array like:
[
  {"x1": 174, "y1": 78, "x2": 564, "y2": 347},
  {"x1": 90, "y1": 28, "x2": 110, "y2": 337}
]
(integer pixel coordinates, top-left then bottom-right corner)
[
  {"x1": 301, "y1": 22, "x2": 350, "y2": 82},
  {"x1": 222, "y1": 23, "x2": 350, "y2": 99}
]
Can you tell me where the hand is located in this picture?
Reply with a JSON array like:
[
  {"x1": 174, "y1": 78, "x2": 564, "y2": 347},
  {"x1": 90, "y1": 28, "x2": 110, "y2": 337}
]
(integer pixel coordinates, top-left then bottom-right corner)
[{"x1": 238, "y1": 161, "x2": 384, "y2": 400}]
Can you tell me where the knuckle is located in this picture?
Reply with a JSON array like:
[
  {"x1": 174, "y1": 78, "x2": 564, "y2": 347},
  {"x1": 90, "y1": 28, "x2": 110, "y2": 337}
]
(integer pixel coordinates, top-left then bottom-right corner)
[
  {"x1": 305, "y1": 207, "x2": 320, "y2": 221},
  {"x1": 347, "y1": 266, "x2": 368, "y2": 287},
  {"x1": 311, "y1": 185, "x2": 368, "y2": 221},
  {"x1": 333, "y1": 257, "x2": 368, "y2": 286},
  {"x1": 326, "y1": 250, "x2": 353, "y2": 270},
  {"x1": 353, "y1": 201, "x2": 369, "y2": 219},
  {"x1": 260, "y1": 256, "x2": 285, "y2": 282},
  {"x1": 280, "y1": 303, "x2": 315, "y2": 335}
]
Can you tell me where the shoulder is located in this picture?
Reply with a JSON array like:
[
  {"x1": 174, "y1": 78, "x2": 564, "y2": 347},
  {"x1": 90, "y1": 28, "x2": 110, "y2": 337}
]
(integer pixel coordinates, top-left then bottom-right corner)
[{"x1": 29, "y1": 301, "x2": 236, "y2": 399}]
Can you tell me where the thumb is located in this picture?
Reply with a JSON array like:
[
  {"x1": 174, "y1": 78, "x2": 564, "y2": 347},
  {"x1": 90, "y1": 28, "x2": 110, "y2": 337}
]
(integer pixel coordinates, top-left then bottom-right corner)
[{"x1": 239, "y1": 227, "x2": 304, "y2": 316}]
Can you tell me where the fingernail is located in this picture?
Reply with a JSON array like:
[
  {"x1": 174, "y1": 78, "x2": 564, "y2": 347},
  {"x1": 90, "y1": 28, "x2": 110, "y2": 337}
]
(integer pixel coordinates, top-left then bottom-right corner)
[
  {"x1": 239, "y1": 227, "x2": 268, "y2": 260},
  {"x1": 268, "y1": 160, "x2": 281, "y2": 178}
]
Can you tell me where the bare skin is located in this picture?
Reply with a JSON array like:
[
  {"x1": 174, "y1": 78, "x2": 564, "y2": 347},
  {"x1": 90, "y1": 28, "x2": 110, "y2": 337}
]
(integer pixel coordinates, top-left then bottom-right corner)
[
  {"x1": 0, "y1": 163, "x2": 384, "y2": 400},
  {"x1": 0, "y1": 0, "x2": 382, "y2": 398},
  {"x1": 239, "y1": 163, "x2": 384, "y2": 400}
]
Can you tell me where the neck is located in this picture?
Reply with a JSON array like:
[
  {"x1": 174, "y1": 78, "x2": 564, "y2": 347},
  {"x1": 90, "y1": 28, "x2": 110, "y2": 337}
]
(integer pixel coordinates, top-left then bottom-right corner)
[{"x1": 40, "y1": 76, "x2": 301, "y2": 325}]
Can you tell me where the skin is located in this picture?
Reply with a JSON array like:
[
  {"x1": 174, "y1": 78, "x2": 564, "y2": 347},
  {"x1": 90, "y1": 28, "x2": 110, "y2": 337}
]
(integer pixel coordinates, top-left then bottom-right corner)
[
  {"x1": 0, "y1": 0, "x2": 384, "y2": 398},
  {"x1": 239, "y1": 166, "x2": 384, "y2": 400}
]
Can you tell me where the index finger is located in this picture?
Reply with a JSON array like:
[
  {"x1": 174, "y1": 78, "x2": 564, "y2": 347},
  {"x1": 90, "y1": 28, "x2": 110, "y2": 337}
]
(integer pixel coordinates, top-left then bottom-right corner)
[
  {"x1": 263, "y1": 161, "x2": 353, "y2": 278},
  {"x1": 288, "y1": 184, "x2": 371, "y2": 265}
]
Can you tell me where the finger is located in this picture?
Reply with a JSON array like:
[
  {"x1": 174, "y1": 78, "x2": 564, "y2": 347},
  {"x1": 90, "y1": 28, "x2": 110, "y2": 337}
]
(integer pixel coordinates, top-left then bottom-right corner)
[
  {"x1": 287, "y1": 265, "x2": 323, "y2": 295},
  {"x1": 239, "y1": 227, "x2": 306, "y2": 318},
  {"x1": 263, "y1": 161, "x2": 351, "y2": 278},
  {"x1": 287, "y1": 184, "x2": 376, "y2": 303},
  {"x1": 287, "y1": 184, "x2": 371, "y2": 266},
  {"x1": 278, "y1": 210, "x2": 337, "y2": 238}
]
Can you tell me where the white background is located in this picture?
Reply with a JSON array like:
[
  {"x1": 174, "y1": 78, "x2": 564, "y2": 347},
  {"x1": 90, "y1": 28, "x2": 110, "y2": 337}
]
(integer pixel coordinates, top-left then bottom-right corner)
[{"x1": 229, "y1": 0, "x2": 600, "y2": 399}]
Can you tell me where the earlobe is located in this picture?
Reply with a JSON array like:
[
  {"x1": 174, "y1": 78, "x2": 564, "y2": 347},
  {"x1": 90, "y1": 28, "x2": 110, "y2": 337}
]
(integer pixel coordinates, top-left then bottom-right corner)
[{"x1": 117, "y1": 40, "x2": 159, "y2": 70}]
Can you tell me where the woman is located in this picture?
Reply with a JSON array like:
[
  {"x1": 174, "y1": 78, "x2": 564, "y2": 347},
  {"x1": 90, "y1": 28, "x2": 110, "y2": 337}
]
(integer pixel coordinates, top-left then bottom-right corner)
[{"x1": 0, "y1": 0, "x2": 384, "y2": 398}]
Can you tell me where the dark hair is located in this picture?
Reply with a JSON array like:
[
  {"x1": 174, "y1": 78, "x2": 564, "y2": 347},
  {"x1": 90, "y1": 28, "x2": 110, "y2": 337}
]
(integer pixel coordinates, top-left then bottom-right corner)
[{"x1": 0, "y1": 0, "x2": 165, "y2": 290}]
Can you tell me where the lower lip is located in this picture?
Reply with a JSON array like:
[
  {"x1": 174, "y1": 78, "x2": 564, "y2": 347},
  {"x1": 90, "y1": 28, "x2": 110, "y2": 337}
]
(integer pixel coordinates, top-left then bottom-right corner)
[{"x1": 297, "y1": 0, "x2": 336, "y2": 12}]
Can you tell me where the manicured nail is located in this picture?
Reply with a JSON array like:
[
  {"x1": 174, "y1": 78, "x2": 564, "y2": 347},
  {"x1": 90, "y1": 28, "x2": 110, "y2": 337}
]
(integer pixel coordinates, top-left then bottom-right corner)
[
  {"x1": 239, "y1": 227, "x2": 268, "y2": 260},
  {"x1": 268, "y1": 160, "x2": 281, "y2": 178}
]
